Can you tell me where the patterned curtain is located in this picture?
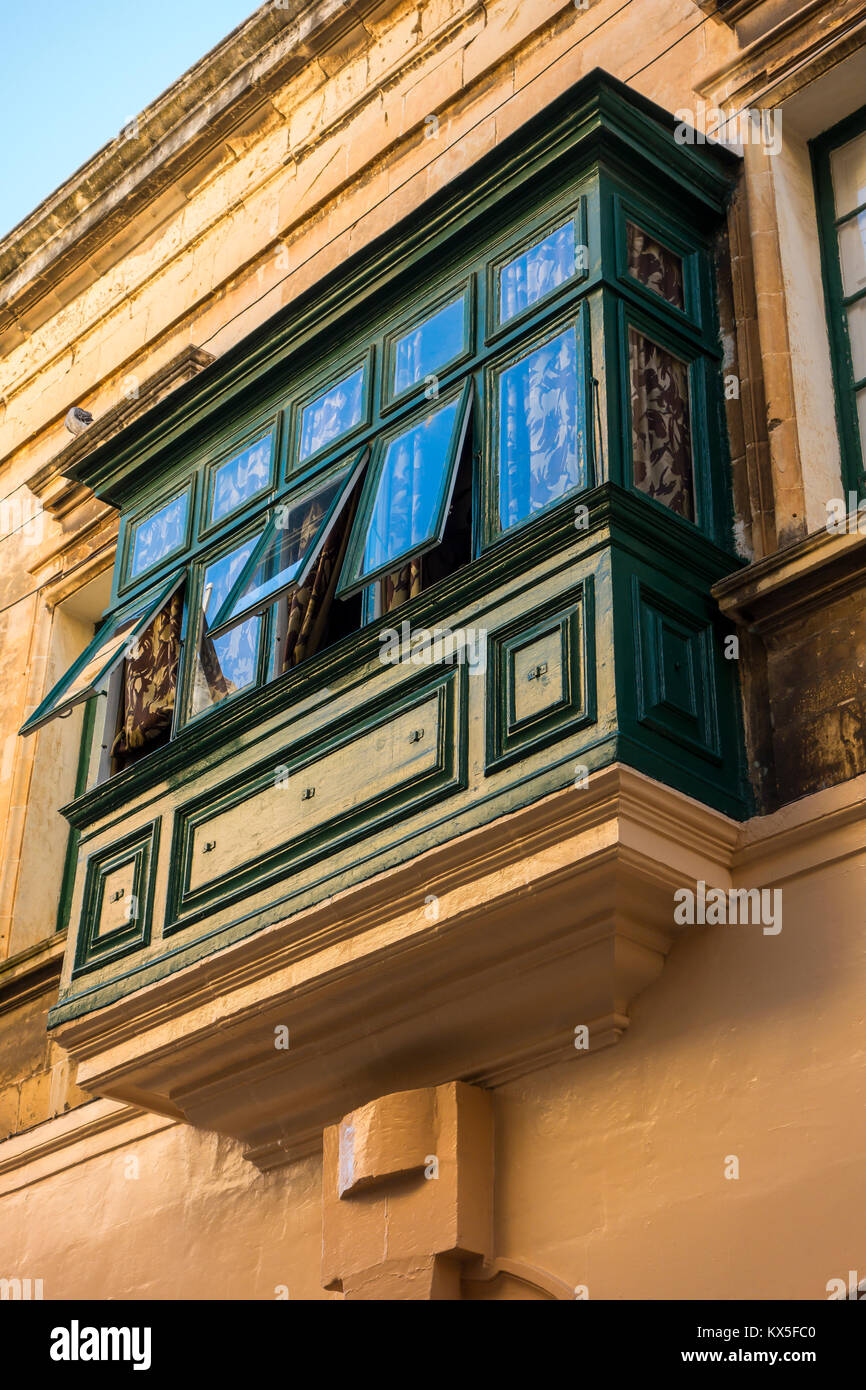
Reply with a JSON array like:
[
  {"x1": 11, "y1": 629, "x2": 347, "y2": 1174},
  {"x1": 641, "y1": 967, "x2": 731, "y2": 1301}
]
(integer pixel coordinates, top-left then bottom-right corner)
[
  {"x1": 383, "y1": 557, "x2": 422, "y2": 612},
  {"x1": 626, "y1": 223, "x2": 684, "y2": 310},
  {"x1": 282, "y1": 488, "x2": 359, "y2": 670},
  {"x1": 629, "y1": 328, "x2": 694, "y2": 520},
  {"x1": 112, "y1": 589, "x2": 183, "y2": 765}
]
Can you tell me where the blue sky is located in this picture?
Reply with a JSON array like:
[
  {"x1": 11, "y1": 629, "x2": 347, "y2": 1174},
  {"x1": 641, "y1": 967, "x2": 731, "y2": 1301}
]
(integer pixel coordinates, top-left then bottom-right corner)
[{"x1": 2, "y1": 0, "x2": 258, "y2": 239}]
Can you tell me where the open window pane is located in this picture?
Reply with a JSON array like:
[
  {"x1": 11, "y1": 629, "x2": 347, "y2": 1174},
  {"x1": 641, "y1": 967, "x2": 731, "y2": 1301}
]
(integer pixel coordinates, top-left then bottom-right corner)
[
  {"x1": 497, "y1": 323, "x2": 586, "y2": 530},
  {"x1": 298, "y1": 365, "x2": 366, "y2": 463},
  {"x1": 629, "y1": 327, "x2": 694, "y2": 521},
  {"x1": 499, "y1": 221, "x2": 576, "y2": 325},
  {"x1": 19, "y1": 575, "x2": 183, "y2": 735},
  {"x1": 129, "y1": 491, "x2": 189, "y2": 579},
  {"x1": 393, "y1": 295, "x2": 466, "y2": 396},
  {"x1": 210, "y1": 451, "x2": 367, "y2": 631},
  {"x1": 338, "y1": 383, "x2": 472, "y2": 596},
  {"x1": 190, "y1": 537, "x2": 263, "y2": 717},
  {"x1": 209, "y1": 433, "x2": 272, "y2": 526}
]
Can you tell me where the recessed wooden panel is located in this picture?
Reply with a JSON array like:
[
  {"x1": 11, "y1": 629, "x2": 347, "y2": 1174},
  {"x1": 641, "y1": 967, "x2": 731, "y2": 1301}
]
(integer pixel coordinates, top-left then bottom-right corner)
[
  {"x1": 188, "y1": 693, "x2": 442, "y2": 893},
  {"x1": 95, "y1": 861, "x2": 138, "y2": 938},
  {"x1": 634, "y1": 580, "x2": 720, "y2": 760},
  {"x1": 74, "y1": 821, "x2": 160, "y2": 977},
  {"x1": 486, "y1": 583, "x2": 595, "y2": 772},
  {"x1": 510, "y1": 628, "x2": 567, "y2": 728},
  {"x1": 167, "y1": 668, "x2": 466, "y2": 931}
]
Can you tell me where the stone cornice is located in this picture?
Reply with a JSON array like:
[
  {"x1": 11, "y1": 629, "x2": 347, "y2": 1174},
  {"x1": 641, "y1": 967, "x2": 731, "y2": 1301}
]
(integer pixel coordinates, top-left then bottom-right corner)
[
  {"x1": 0, "y1": 933, "x2": 65, "y2": 1017},
  {"x1": 712, "y1": 519, "x2": 866, "y2": 632},
  {"x1": 0, "y1": 0, "x2": 403, "y2": 340},
  {"x1": 697, "y1": 0, "x2": 866, "y2": 107}
]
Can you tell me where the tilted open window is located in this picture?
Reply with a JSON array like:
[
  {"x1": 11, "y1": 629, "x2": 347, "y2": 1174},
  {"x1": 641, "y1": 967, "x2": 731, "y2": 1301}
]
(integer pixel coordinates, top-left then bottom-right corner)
[
  {"x1": 20, "y1": 574, "x2": 184, "y2": 736},
  {"x1": 337, "y1": 382, "x2": 473, "y2": 597}
]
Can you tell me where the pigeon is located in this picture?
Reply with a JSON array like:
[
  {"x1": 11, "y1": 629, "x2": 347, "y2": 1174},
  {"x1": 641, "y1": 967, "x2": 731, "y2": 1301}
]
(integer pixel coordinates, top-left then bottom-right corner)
[{"x1": 65, "y1": 406, "x2": 94, "y2": 436}]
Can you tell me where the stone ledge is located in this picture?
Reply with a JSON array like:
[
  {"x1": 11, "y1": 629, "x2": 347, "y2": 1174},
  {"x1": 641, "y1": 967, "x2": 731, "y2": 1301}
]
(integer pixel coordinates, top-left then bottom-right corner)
[{"x1": 50, "y1": 765, "x2": 740, "y2": 1168}]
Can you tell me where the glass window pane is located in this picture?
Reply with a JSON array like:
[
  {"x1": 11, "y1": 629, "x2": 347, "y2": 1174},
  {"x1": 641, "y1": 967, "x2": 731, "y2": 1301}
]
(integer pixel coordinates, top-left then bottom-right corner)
[
  {"x1": 192, "y1": 538, "x2": 262, "y2": 716},
  {"x1": 209, "y1": 434, "x2": 272, "y2": 526},
  {"x1": 19, "y1": 577, "x2": 182, "y2": 735},
  {"x1": 499, "y1": 221, "x2": 576, "y2": 325},
  {"x1": 830, "y1": 130, "x2": 866, "y2": 218},
  {"x1": 356, "y1": 397, "x2": 463, "y2": 584},
  {"x1": 629, "y1": 327, "x2": 694, "y2": 521},
  {"x1": 847, "y1": 296, "x2": 866, "y2": 382},
  {"x1": 838, "y1": 211, "x2": 866, "y2": 299},
  {"x1": 393, "y1": 296, "x2": 465, "y2": 396},
  {"x1": 217, "y1": 462, "x2": 359, "y2": 627},
  {"x1": 626, "y1": 221, "x2": 685, "y2": 310},
  {"x1": 129, "y1": 492, "x2": 188, "y2": 579},
  {"x1": 299, "y1": 366, "x2": 365, "y2": 462},
  {"x1": 857, "y1": 388, "x2": 866, "y2": 466},
  {"x1": 497, "y1": 326, "x2": 585, "y2": 531}
]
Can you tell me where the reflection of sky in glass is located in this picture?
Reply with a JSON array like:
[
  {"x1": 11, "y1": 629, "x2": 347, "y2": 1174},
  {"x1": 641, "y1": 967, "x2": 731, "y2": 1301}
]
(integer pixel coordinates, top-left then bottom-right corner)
[
  {"x1": 499, "y1": 221, "x2": 576, "y2": 325},
  {"x1": 194, "y1": 536, "x2": 261, "y2": 713},
  {"x1": 299, "y1": 366, "x2": 365, "y2": 462},
  {"x1": 210, "y1": 434, "x2": 272, "y2": 524},
  {"x1": 360, "y1": 398, "x2": 460, "y2": 578},
  {"x1": 498, "y1": 327, "x2": 582, "y2": 530},
  {"x1": 201, "y1": 537, "x2": 258, "y2": 619},
  {"x1": 224, "y1": 471, "x2": 345, "y2": 623},
  {"x1": 393, "y1": 296, "x2": 465, "y2": 396},
  {"x1": 130, "y1": 493, "x2": 188, "y2": 577}
]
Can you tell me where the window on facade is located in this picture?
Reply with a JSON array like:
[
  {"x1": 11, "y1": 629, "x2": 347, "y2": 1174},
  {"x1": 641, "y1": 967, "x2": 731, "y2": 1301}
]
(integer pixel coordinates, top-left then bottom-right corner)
[
  {"x1": 629, "y1": 327, "x2": 694, "y2": 522},
  {"x1": 338, "y1": 385, "x2": 472, "y2": 595},
  {"x1": 298, "y1": 365, "x2": 366, "y2": 463},
  {"x1": 21, "y1": 176, "x2": 724, "y2": 780},
  {"x1": 20, "y1": 575, "x2": 183, "y2": 735},
  {"x1": 391, "y1": 294, "x2": 467, "y2": 398},
  {"x1": 626, "y1": 222, "x2": 685, "y2": 310},
  {"x1": 813, "y1": 109, "x2": 866, "y2": 489},
  {"x1": 497, "y1": 220, "x2": 577, "y2": 325},
  {"x1": 128, "y1": 490, "x2": 189, "y2": 580},
  {"x1": 208, "y1": 433, "x2": 273, "y2": 527},
  {"x1": 495, "y1": 322, "x2": 586, "y2": 530}
]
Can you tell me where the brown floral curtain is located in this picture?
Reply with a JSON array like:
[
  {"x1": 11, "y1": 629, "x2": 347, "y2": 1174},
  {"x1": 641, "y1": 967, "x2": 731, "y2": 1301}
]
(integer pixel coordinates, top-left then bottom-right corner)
[
  {"x1": 382, "y1": 557, "x2": 422, "y2": 612},
  {"x1": 626, "y1": 222, "x2": 685, "y2": 310},
  {"x1": 112, "y1": 589, "x2": 183, "y2": 765},
  {"x1": 281, "y1": 488, "x2": 360, "y2": 671},
  {"x1": 629, "y1": 328, "x2": 694, "y2": 521}
]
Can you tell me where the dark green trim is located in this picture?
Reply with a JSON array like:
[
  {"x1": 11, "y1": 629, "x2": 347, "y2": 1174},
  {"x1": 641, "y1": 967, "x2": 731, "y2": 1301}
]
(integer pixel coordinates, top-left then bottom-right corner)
[
  {"x1": 165, "y1": 662, "x2": 468, "y2": 934},
  {"x1": 484, "y1": 581, "x2": 596, "y2": 773},
  {"x1": 199, "y1": 417, "x2": 279, "y2": 540},
  {"x1": 61, "y1": 482, "x2": 742, "y2": 833},
  {"x1": 116, "y1": 477, "x2": 195, "y2": 601},
  {"x1": 65, "y1": 72, "x2": 737, "y2": 510},
  {"x1": 56, "y1": 697, "x2": 98, "y2": 934},
  {"x1": 485, "y1": 194, "x2": 589, "y2": 341},
  {"x1": 337, "y1": 379, "x2": 473, "y2": 597},
  {"x1": 381, "y1": 275, "x2": 475, "y2": 412},
  {"x1": 811, "y1": 104, "x2": 866, "y2": 496},
  {"x1": 72, "y1": 819, "x2": 160, "y2": 976}
]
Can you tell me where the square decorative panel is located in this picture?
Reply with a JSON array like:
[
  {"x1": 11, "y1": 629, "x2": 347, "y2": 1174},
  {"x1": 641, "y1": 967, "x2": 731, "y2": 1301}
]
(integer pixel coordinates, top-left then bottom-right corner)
[
  {"x1": 486, "y1": 584, "x2": 595, "y2": 772},
  {"x1": 73, "y1": 822, "x2": 160, "y2": 976},
  {"x1": 633, "y1": 581, "x2": 720, "y2": 760}
]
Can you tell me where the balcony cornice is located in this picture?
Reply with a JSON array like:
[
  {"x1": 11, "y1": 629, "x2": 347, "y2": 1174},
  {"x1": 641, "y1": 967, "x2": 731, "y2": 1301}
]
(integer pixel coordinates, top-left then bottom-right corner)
[{"x1": 49, "y1": 765, "x2": 739, "y2": 1166}]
